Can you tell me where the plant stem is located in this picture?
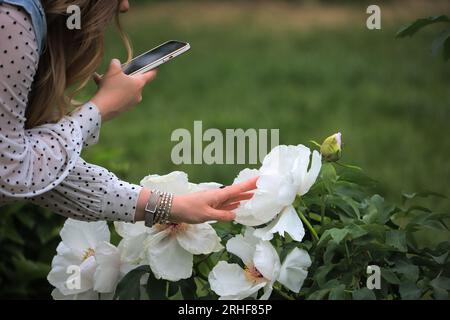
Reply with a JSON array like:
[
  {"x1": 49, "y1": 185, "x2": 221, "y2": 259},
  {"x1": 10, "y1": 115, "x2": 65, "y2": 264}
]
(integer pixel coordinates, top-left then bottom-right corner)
[
  {"x1": 320, "y1": 194, "x2": 326, "y2": 226},
  {"x1": 273, "y1": 285, "x2": 295, "y2": 300},
  {"x1": 344, "y1": 241, "x2": 352, "y2": 265},
  {"x1": 298, "y1": 209, "x2": 319, "y2": 241}
]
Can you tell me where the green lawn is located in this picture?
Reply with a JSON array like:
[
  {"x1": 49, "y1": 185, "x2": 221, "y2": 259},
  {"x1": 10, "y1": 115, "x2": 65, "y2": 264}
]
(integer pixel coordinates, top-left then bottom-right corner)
[{"x1": 82, "y1": 1, "x2": 450, "y2": 212}]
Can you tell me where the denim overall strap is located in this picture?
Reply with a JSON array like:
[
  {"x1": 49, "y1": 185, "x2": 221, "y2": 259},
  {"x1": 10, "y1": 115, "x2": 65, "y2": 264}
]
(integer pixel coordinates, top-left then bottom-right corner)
[{"x1": 0, "y1": 0, "x2": 47, "y2": 55}]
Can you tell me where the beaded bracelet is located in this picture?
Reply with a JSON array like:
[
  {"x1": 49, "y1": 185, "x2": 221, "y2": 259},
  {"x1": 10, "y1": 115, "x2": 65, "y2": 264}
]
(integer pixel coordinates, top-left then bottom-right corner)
[{"x1": 144, "y1": 190, "x2": 174, "y2": 227}]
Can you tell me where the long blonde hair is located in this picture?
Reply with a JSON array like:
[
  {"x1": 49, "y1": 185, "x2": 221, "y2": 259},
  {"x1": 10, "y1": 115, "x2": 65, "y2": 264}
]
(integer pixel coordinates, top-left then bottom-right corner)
[{"x1": 25, "y1": 0, "x2": 132, "y2": 129}]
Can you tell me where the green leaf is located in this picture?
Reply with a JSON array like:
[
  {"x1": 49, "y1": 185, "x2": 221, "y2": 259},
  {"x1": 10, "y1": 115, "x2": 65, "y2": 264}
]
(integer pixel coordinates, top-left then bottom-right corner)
[
  {"x1": 429, "y1": 251, "x2": 449, "y2": 265},
  {"x1": 432, "y1": 27, "x2": 450, "y2": 58},
  {"x1": 380, "y1": 268, "x2": 401, "y2": 285},
  {"x1": 15, "y1": 213, "x2": 36, "y2": 229},
  {"x1": 346, "y1": 223, "x2": 368, "y2": 239},
  {"x1": 147, "y1": 272, "x2": 167, "y2": 300},
  {"x1": 179, "y1": 278, "x2": 197, "y2": 299},
  {"x1": 328, "y1": 196, "x2": 360, "y2": 219},
  {"x1": 314, "y1": 264, "x2": 335, "y2": 288},
  {"x1": 307, "y1": 288, "x2": 330, "y2": 300},
  {"x1": 329, "y1": 228, "x2": 349, "y2": 244},
  {"x1": 401, "y1": 191, "x2": 446, "y2": 205},
  {"x1": 444, "y1": 36, "x2": 450, "y2": 60},
  {"x1": 399, "y1": 282, "x2": 422, "y2": 300},
  {"x1": 11, "y1": 256, "x2": 50, "y2": 282},
  {"x1": 2, "y1": 226, "x2": 24, "y2": 245},
  {"x1": 362, "y1": 195, "x2": 395, "y2": 224},
  {"x1": 323, "y1": 241, "x2": 339, "y2": 264},
  {"x1": 430, "y1": 276, "x2": 450, "y2": 300},
  {"x1": 168, "y1": 282, "x2": 180, "y2": 297},
  {"x1": 386, "y1": 230, "x2": 407, "y2": 252},
  {"x1": 114, "y1": 265, "x2": 150, "y2": 300},
  {"x1": 352, "y1": 288, "x2": 376, "y2": 300},
  {"x1": 394, "y1": 260, "x2": 419, "y2": 283},
  {"x1": 329, "y1": 284, "x2": 346, "y2": 300},
  {"x1": 396, "y1": 15, "x2": 450, "y2": 37}
]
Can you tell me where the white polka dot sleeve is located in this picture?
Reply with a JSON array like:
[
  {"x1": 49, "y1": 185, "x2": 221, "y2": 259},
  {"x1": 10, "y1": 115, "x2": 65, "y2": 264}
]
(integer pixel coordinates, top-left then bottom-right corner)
[{"x1": 0, "y1": 4, "x2": 142, "y2": 222}]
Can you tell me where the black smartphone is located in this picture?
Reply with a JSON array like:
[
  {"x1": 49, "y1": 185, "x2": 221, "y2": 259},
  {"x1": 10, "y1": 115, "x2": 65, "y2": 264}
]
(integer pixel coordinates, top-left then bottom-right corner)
[{"x1": 122, "y1": 40, "x2": 190, "y2": 75}]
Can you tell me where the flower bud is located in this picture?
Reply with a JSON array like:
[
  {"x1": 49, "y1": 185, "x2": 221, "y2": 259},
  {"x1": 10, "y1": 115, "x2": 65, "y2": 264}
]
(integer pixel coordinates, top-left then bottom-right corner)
[{"x1": 320, "y1": 132, "x2": 342, "y2": 162}]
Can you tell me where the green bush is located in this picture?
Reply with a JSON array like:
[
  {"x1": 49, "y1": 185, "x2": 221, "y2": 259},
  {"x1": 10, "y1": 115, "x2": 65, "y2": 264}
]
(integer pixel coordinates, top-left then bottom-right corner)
[
  {"x1": 113, "y1": 162, "x2": 450, "y2": 300},
  {"x1": 0, "y1": 204, "x2": 63, "y2": 299}
]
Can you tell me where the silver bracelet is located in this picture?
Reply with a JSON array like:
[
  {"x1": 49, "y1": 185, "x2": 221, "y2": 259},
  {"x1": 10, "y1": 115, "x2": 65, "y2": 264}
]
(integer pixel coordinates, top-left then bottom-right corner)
[
  {"x1": 145, "y1": 190, "x2": 174, "y2": 227},
  {"x1": 144, "y1": 190, "x2": 160, "y2": 228}
]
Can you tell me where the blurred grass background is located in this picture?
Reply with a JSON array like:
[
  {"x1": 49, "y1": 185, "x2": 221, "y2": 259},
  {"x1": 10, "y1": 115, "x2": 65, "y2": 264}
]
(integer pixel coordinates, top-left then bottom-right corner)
[
  {"x1": 85, "y1": 0, "x2": 450, "y2": 211},
  {"x1": 1, "y1": 0, "x2": 449, "y2": 299}
]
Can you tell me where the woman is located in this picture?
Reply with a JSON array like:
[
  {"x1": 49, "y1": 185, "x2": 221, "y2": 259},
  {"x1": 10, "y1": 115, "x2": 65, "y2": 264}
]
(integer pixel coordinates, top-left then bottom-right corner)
[{"x1": 0, "y1": 0, "x2": 257, "y2": 225}]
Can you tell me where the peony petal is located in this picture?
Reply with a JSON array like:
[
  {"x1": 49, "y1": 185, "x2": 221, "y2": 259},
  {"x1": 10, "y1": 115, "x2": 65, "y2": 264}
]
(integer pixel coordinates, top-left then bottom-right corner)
[
  {"x1": 278, "y1": 248, "x2": 312, "y2": 293},
  {"x1": 226, "y1": 228, "x2": 259, "y2": 265},
  {"x1": 118, "y1": 232, "x2": 148, "y2": 265},
  {"x1": 93, "y1": 242, "x2": 121, "y2": 293},
  {"x1": 140, "y1": 171, "x2": 190, "y2": 195},
  {"x1": 261, "y1": 145, "x2": 310, "y2": 178},
  {"x1": 259, "y1": 284, "x2": 274, "y2": 300},
  {"x1": 145, "y1": 229, "x2": 193, "y2": 281},
  {"x1": 253, "y1": 224, "x2": 275, "y2": 241},
  {"x1": 114, "y1": 221, "x2": 148, "y2": 239},
  {"x1": 176, "y1": 223, "x2": 223, "y2": 255},
  {"x1": 190, "y1": 182, "x2": 222, "y2": 193},
  {"x1": 208, "y1": 261, "x2": 266, "y2": 299},
  {"x1": 253, "y1": 241, "x2": 281, "y2": 282},
  {"x1": 297, "y1": 150, "x2": 321, "y2": 196},
  {"x1": 233, "y1": 168, "x2": 260, "y2": 184},
  {"x1": 60, "y1": 219, "x2": 110, "y2": 258},
  {"x1": 47, "y1": 243, "x2": 95, "y2": 296},
  {"x1": 254, "y1": 206, "x2": 304, "y2": 242}
]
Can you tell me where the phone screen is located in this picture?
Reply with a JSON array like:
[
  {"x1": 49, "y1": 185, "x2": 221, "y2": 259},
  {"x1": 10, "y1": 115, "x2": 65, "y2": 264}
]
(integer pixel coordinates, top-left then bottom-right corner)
[{"x1": 122, "y1": 41, "x2": 187, "y2": 75}]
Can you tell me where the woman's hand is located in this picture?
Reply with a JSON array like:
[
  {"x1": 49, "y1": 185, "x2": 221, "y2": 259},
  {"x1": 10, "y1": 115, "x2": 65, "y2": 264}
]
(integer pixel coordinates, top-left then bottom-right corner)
[
  {"x1": 135, "y1": 177, "x2": 258, "y2": 225},
  {"x1": 91, "y1": 59, "x2": 157, "y2": 122},
  {"x1": 170, "y1": 177, "x2": 258, "y2": 224}
]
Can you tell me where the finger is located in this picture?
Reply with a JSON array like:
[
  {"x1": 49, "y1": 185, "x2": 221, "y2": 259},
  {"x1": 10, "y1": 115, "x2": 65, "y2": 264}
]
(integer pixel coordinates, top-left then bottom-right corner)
[
  {"x1": 218, "y1": 202, "x2": 241, "y2": 211},
  {"x1": 93, "y1": 72, "x2": 102, "y2": 85},
  {"x1": 222, "y1": 177, "x2": 258, "y2": 198},
  {"x1": 223, "y1": 192, "x2": 254, "y2": 205},
  {"x1": 138, "y1": 69, "x2": 158, "y2": 84},
  {"x1": 208, "y1": 208, "x2": 236, "y2": 222}
]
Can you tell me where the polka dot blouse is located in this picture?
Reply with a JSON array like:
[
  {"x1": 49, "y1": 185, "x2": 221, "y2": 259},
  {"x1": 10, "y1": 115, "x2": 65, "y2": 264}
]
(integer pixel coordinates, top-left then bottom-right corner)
[{"x1": 0, "y1": 4, "x2": 141, "y2": 223}]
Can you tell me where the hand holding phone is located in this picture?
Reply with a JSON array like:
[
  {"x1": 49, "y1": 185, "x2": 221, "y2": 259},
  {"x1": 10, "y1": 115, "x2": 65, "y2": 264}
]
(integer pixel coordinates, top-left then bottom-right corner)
[{"x1": 91, "y1": 40, "x2": 190, "y2": 121}]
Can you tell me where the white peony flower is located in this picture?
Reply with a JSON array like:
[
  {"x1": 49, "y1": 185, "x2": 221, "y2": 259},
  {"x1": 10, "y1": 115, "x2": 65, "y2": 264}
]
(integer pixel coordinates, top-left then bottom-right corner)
[
  {"x1": 253, "y1": 205, "x2": 305, "y2": 242},
  {"x1": 233, "y1": 145, "x2": 321, "y2": 242},
  {"x1": 145, "y1": 222, "x2": 223, "y2": 281},
  {"x1": 47, "y1": 219, "x2": 121, "y2": 299},
  {"x1": 209, "y1": 228, "x2": 311, "y2": 300},
  {"x1": 113, "y1": 171, "x2": 224, "y2": 282}
]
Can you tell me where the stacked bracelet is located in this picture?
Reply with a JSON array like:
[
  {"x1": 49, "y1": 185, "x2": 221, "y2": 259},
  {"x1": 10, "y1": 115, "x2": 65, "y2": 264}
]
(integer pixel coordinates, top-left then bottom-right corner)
[{"x1": 144, "y1": 190, "x2": 174, "y2": 227}]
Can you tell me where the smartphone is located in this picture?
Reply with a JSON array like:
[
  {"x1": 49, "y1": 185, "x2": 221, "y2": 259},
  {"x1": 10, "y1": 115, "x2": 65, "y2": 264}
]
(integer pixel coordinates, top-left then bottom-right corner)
[{"x1": 122, "y1": 40, "x2": 190, "y2": 75}]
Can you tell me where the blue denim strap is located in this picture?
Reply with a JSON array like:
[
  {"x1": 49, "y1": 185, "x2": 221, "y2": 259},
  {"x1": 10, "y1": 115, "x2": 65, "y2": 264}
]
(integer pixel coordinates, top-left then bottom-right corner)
[{"x1": 0, "y1": 0, "x2": 47, "y2": 55}]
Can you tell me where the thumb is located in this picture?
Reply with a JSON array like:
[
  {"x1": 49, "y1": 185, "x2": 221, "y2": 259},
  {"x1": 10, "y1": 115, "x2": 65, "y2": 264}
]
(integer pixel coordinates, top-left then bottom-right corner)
[{"x1": 105, "y1": 58, "x2": 123, "y2": 76}]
